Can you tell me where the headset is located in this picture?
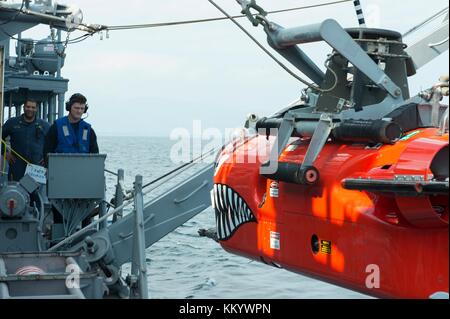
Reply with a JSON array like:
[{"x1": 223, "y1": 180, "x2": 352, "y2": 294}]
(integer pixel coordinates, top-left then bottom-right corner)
[{"x1": 65, "y1": 93, "x2": 89, "y2": 113}]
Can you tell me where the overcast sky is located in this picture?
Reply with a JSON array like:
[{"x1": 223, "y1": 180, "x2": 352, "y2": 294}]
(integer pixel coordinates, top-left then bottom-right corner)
[{"x1": 17, "y1": 0, "x2": 450, "y2": 137}]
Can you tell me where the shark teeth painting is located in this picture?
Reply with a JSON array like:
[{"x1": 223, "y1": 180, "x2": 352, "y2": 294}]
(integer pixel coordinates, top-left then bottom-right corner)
[{"x1": 212, "y1": 184, "x2": 257, "y2": 241}]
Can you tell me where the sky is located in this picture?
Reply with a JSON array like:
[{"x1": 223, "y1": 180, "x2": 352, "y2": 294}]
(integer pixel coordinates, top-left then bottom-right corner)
[{"x1": 12, "y1": 0, "x2": 450, "y2": 137}]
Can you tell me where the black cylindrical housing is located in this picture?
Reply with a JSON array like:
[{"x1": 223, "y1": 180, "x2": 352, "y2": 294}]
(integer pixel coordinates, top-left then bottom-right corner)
[
  {"x1": 256, "y1": 117, "x2": 283, "y2": 131},
  {"x1": 332, "y1": 119, "x2": 402, "y2": 144},
  {"x1": 262, "y1": 162, "x2": 303, "y2": 184},
  {"x1": 342, "y1": 179, "x2": 449, "y2": 195},
  {"x1": 261, "y1": 162, "x2": 320, "y2": 185}
]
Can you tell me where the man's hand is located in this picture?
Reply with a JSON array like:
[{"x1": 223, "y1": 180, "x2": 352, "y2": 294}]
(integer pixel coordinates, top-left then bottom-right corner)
[{"x1": 6, "y1": 153, "x2": 16, "y2": 164}]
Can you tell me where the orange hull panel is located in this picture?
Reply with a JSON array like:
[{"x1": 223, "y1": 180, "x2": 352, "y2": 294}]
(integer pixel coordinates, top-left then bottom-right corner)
[{"x1": 214, "y1": 128, "x2": 449, "y2": 298}]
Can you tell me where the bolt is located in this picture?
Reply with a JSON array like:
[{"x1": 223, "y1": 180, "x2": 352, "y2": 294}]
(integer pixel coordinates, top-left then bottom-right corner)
[
  {"x1": 268, "y1": 22, "x2": 276, "y2": 31},
  {"x1": 85, "y1": 237, "x2": 97, "y2": 254}
]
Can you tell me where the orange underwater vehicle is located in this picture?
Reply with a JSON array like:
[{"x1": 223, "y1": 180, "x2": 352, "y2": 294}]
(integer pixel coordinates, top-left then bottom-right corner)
[{"x1": 211, "y1": 0, "x2": 449, "y2": 298}]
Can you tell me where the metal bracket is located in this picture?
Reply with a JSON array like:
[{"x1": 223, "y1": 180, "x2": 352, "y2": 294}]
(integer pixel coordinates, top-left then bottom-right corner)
[
  {"x1": 266, "y1": 19, "x2": 403, "y2": 99},
  {"x1": 236, "y1": 0, "x2": 267, "y2": 27},
  {"x1": 301, "y1": 113, "x2": 334, "y2": 169},
  {"x1": 438, "y1": 107, "x2": 449, "y2": 136},
  {"x1": 260, "y1": 112, "x2": 295, "y2": 175}
]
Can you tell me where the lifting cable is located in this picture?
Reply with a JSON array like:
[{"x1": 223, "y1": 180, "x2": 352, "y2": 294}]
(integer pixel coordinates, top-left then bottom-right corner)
[
  {"x1": 403, "y1": 6, "x2": 449, "y2": 38},
  {"x1": 141, "y1": 146, "x2": 219, "y2": 191},
  {"x1": 206, "y1": 0, "x2": 339, "y2": 93},
  {"x1": 1, "y1": 0, "x2": 353, "y2": 46},
  {"x1": 105, "y1": 0, "x2": 353, "y2": 31}
]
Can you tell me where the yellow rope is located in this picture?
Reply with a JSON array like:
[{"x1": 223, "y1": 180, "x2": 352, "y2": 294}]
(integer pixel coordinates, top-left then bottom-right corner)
[
  {"x1": 1, "y1": 150, "x2": 6, "y2": 175},
  {"x1": 1, "y1": 139, "x2": 32, "y2": 165}
]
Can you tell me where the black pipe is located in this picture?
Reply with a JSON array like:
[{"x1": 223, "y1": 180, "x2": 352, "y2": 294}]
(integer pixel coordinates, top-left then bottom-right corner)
[
  {"x1": 261, "y1": 161, "x2": 320, "y2": 185},
  {"x1": 256, "y1": 117, "x2": 283, "y2": 131},
  {"x1": 332, "y1": 119, "x2": 402, "y2": 144},
  {"x1": 343, "y1": 179, "x2": 449, "y2": 195},
  {"x1": 256, "y1": 117, "x2": 402, "y2": 144}
]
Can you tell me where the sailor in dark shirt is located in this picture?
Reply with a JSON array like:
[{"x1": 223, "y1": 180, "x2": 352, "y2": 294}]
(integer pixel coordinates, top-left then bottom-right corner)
[
  {"x1": 44, "y1": 93, "x2": 99, "y2": 162},
  {"x1": 1, "y1": 99, "x2": 50, "y2": 181}
]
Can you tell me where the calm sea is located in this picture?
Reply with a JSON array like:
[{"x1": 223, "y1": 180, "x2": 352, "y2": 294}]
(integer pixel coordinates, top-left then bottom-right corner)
[{"x1": 99, "y1": 136, "x2": 371, "y2": 299}]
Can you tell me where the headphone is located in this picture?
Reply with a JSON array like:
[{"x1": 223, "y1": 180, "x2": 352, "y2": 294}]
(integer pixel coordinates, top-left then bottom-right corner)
[{"x1": 65, "y1": 93, "x2": 89, "y2": 113}]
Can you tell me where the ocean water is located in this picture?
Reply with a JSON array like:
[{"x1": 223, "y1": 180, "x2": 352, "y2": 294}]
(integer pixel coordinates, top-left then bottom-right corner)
[{"x1": 99, "y1": 136, "x2": 371, "y2": 299}]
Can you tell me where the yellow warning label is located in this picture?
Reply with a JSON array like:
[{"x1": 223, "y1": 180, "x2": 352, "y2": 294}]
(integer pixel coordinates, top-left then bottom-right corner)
[{"x1": 320, "y1": 240, "x2": 332, "y2": 255}]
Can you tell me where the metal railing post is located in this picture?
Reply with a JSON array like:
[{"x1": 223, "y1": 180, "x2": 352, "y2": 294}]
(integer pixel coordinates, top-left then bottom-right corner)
[
  {"x1": 130, "y1": 175, "x2": 148, "y2": 299},
  {"x1": 99, "y1": 200, "x2": 107, "y2": 230},
  {"x1": 113, "y1": 169, "x2": 124, "y2": 222}
]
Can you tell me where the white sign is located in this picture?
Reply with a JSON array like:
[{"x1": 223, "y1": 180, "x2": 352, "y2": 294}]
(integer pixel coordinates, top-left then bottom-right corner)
[
  {"x1": 270, "y1": 231, "x2": 280, "y2": 250},
  {"x1": 43, "y1": 44, "x2": 55, "y2": 52},
  {"x1": 25, "y1": 164, "x2": 47, "y2": 185},
  {"x1": 269, "y1": 181, "x2": 279, "y2": 198}
]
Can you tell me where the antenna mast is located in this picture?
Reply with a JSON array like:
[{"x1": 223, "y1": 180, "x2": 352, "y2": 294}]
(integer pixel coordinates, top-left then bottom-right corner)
[{"x1": 353, "y1": 0, "x2": 366, "y2": 27}]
